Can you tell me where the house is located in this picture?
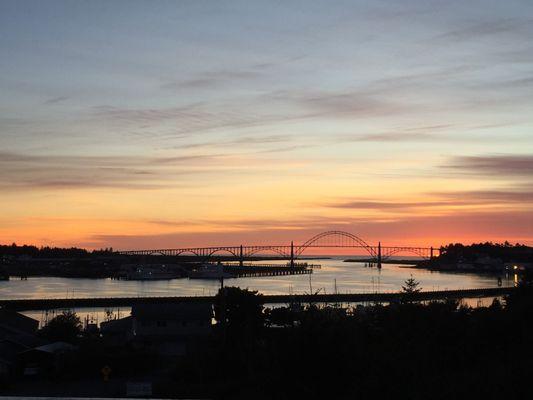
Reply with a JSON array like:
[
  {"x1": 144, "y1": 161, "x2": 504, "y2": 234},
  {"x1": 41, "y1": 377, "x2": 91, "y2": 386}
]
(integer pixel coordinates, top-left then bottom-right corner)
[
  {"x1": 100, "y1": 302, "x2": 213, "y2": 355},
  {"x1": 131, "y1": 303, "x2": 213, "y2": 338},
  {"x1": 0, "y1": 309, "x2": 44, "y2": 350},
  {"x1": 0, "y1": 309, "x2": 43, "y2": 379},
  {"x1": 0, "y1": 310, "x2": 77, "y2": 378},
  {"x1": 19, "y1": 342, "x2": 77, "y2": 377},
  {"x1": 100, "y1": 315, "x2": 133, "y2": 345},
  {"x1": 0, "y1": 309, "x2": 39, "y2": 335}
]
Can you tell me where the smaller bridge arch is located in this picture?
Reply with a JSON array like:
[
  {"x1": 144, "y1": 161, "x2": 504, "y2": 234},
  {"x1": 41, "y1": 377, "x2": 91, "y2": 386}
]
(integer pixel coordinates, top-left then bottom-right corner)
[
  {"x1": 208, "y1": 248, "x2": 239, "y2": 258},
  {"x1": 175, "y1": 249, "x2": 202, "y2": 257},
  {"x1": 245, "y1": 246, "x2": 291, "y2": 258},
  {"x1": 382, "y1": 247, "x2": 435, "y2": 260},
  {"x1": 149, "y1": 250, "x2": 170, "y2": 257}
]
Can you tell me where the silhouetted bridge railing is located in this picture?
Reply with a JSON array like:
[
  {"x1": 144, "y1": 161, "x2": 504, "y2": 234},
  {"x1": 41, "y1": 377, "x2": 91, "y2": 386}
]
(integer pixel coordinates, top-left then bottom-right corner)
[
  {"x1": 117, "y1": 230, "x2": 441, "y2": 266},
  {"x1": 0, "y1": 287, "x2": 514, "y2": 311}
]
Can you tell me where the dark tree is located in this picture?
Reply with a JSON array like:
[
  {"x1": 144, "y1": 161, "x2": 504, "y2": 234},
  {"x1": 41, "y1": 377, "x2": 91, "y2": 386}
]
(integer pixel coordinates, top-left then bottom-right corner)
[
  {"x1": 40, "y1": 310, "x2": 82, "y2": 343},
  {"x1": 214, "y1": 286, "x2": 264, "y2": 330},
  {"x1": 401, "y1": 275, "x2": 421, "y2": 303},
  {"x1": 402, "y1": 275, "x2": 421, "y2": 294}
]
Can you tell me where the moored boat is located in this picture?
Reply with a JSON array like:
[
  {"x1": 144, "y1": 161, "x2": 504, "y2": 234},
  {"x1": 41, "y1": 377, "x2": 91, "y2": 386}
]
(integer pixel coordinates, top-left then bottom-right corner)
[
  {"x1": 125, "y1": 266, "x2": 183, "y2": 280},
  {"x1": 188, "y1": 263, "x2": 236, "y2": 279}
]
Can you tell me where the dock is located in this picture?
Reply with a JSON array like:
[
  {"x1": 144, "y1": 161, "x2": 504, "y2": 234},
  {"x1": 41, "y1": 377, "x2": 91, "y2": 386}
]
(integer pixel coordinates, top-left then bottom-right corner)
[{"x1": 224, "y1": 263, "x2": 316, "y2": 277}]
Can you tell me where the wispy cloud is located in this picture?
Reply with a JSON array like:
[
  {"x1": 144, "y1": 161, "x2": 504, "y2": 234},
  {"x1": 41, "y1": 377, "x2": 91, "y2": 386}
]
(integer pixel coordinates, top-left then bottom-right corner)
[
  {"x1": 161, "y1": 69, "x2": 263, "y2": 90},
  {"x1": 323, "y1": 200, "x2": 461, "y2": 211},
  {"x1": 432, "y1": 18, "x2": 531, "y2": 43},
  {"x1": 43, "y1": 96, "x2": 69, "y2": 105},
  {"x1": 323, "y1": 186, "x2": 533, "y2": 212},
  {"x1": 339, "y1": 132, "x2": 436, "y2": 142},
  {"x1": 174, "y1": 134, "x2": 290, "y2": 150},
  {"x1": 0, "y1": 150, "x2": 309, "y2": 191},
  {"x1": 0, "y1": 151, "x2": 227, "y2": 190},
  {"x1": 443, "y1": 154, "x2": 533, "y2": 177},
  {"x1": 92, "y1": 102, "x2": 301, "y2": 136},
  {"x1": 290, "y1": 90, "x2": 406, "y2": 119},
  {"x1": 433, "y1": 188, "x2": 533, "y2": 203}
]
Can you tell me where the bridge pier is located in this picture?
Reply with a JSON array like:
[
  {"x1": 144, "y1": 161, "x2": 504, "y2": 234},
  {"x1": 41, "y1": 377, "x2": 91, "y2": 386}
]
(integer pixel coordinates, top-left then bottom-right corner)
[
  {"x1": 430, "y1": 246, "x2": 434, "y2": 259},
  {"x1": 239, "y1": 245, "x2": 244, "y2": 267},
  {"x1": 290, "y1": 241, "x2": 294, "y2": 268},
  {"x1": 377, "y1": 242, "x2": 382, "y2": 269}
]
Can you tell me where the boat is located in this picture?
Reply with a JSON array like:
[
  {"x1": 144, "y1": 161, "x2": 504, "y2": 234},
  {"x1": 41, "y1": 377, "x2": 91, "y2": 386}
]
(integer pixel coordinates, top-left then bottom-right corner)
[
  {"x1": 188, "y1": 263, "x2": 236, "y2": 279},
  {"x1": 125, "y1": 266, "x2": 183, "y2": 281}
]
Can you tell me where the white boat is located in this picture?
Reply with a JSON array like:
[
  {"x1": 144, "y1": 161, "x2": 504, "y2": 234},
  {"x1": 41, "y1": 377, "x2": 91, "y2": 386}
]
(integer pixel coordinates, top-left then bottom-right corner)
[
  {"x1": 188, "y1": 263, "x2": 235, "y2": 279},
  {"x1": 125, "y1": 266, "x2": 182, "y2": 281}
]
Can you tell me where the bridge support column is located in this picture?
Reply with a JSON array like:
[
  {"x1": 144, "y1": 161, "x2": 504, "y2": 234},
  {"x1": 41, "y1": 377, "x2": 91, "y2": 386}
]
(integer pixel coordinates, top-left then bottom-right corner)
[
  {"x1": 290, "y1": 241, "x2": 294, "y2": 268},
  {"x1": 239, "y1": 245, "x2": 244, "y2": 267},
  {"x1": 377, "y1": 242, "x2": 382, "y2": 269},
  {"x1": 430, "y1": 246, "x2": 434, "y2": 259}
]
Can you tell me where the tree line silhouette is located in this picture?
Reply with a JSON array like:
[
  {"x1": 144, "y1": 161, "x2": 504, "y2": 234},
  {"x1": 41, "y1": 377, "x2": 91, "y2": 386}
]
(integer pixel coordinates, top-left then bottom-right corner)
[
  {"x1": 440, "y1": 241, "x2": 533, "y2": 262},
  {"x1": 0, "y1": 243, "x2": 113, "y2": 258}
]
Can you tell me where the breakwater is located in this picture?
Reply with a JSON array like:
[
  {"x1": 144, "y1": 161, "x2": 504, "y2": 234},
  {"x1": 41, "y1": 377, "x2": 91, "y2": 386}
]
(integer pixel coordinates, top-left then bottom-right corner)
[{"x1": 0, "y1": 287, "x2": 514, "y2": 311}]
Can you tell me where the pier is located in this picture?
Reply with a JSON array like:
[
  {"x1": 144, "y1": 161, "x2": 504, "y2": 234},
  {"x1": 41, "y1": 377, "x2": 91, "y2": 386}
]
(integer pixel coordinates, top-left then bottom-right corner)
[
  {"x1": 223, "y1": 262, "x2": 319, "y2": 277},
  {"x1": 0, "y1": 287, "x2": 514, "y2": 311}
]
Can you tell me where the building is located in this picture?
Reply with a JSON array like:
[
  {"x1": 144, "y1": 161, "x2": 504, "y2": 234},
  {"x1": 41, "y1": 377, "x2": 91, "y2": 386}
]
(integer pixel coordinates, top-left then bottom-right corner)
[
  {"x1": 19, "y1": 342, "x2": 77, "y2": 377},
  {"x1": 131, "y1": 303, "x2": 213, "y2": 338},
  {"x1": 0, "y1": 309, "x2": 43, "y2": 380},
  {"x1": 100, "y1": 302, "x2": 213, "y2": 356},
  {"x1": 0, "y1": 309, "x2": 39, "y2": 336},
  {"x1": 100, "y1": 315, "x2": 133, "y2": 345}
]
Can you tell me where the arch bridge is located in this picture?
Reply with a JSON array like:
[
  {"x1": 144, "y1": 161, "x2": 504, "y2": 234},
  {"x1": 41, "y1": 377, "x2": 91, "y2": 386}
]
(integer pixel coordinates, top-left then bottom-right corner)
[{"x1": 118, "y1": 231, "x2": 439, "y2": 267}]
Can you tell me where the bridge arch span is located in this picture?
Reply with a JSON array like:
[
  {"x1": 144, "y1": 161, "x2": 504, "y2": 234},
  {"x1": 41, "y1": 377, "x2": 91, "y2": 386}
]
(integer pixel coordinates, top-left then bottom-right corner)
[
  {"x1": 176, "y1": 249, "x2": 201, "y2": 257},
  {"x1": 208, "y1": 248, "x2": 239, "y2": 258},
  {"x1": 149, "y1": 250, "x2": 169, "y2": 256},
  {"x1": 382, "y1": 247, "x2": 432, "y2": 260},
  {"x1": 245, "y1": 246, "x2": 290, "y2": 258},
  {"x1": 296, "y1": 230, "x2": 377, "y2": 258}
]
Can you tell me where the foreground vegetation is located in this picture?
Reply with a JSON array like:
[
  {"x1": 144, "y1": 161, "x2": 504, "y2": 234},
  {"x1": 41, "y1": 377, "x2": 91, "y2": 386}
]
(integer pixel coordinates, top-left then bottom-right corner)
[
  {"x1": 187, "y1": 279, "x2": 533, "y2": 399},
  {"x1": 9, "y1": 275, "x2": 531, "y2": 399}
]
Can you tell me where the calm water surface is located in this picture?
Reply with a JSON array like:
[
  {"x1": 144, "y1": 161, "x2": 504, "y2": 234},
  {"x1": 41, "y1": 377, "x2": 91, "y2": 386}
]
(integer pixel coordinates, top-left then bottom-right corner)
[
  {"x1": 2, "y1": 258, "x2": 514, "y2": 326},
  {"x1": 0, "y1": 258, "x2": 513, "y2": 299}
]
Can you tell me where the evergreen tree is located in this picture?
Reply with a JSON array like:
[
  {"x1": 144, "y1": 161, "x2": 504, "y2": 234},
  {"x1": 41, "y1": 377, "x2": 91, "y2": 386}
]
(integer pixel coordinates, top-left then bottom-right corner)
[
  {"x1": 401, "y1": 275, "x2": 421, "y2": 303},
  {"x1": 402, "y1": 275, "x2": 421, "y2": 294}
]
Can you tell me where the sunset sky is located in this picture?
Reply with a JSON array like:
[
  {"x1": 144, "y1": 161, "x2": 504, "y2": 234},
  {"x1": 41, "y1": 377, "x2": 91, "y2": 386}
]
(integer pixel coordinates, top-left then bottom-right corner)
[{"x1": 1, "y1": 0, "x2": 532, "y2": 250}]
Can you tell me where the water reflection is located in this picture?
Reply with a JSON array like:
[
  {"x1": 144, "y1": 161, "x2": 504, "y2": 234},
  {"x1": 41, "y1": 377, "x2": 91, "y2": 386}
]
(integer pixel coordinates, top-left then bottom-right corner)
[{"x1": 0, "y1": 258, "x2": 512, "y2": 300}]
